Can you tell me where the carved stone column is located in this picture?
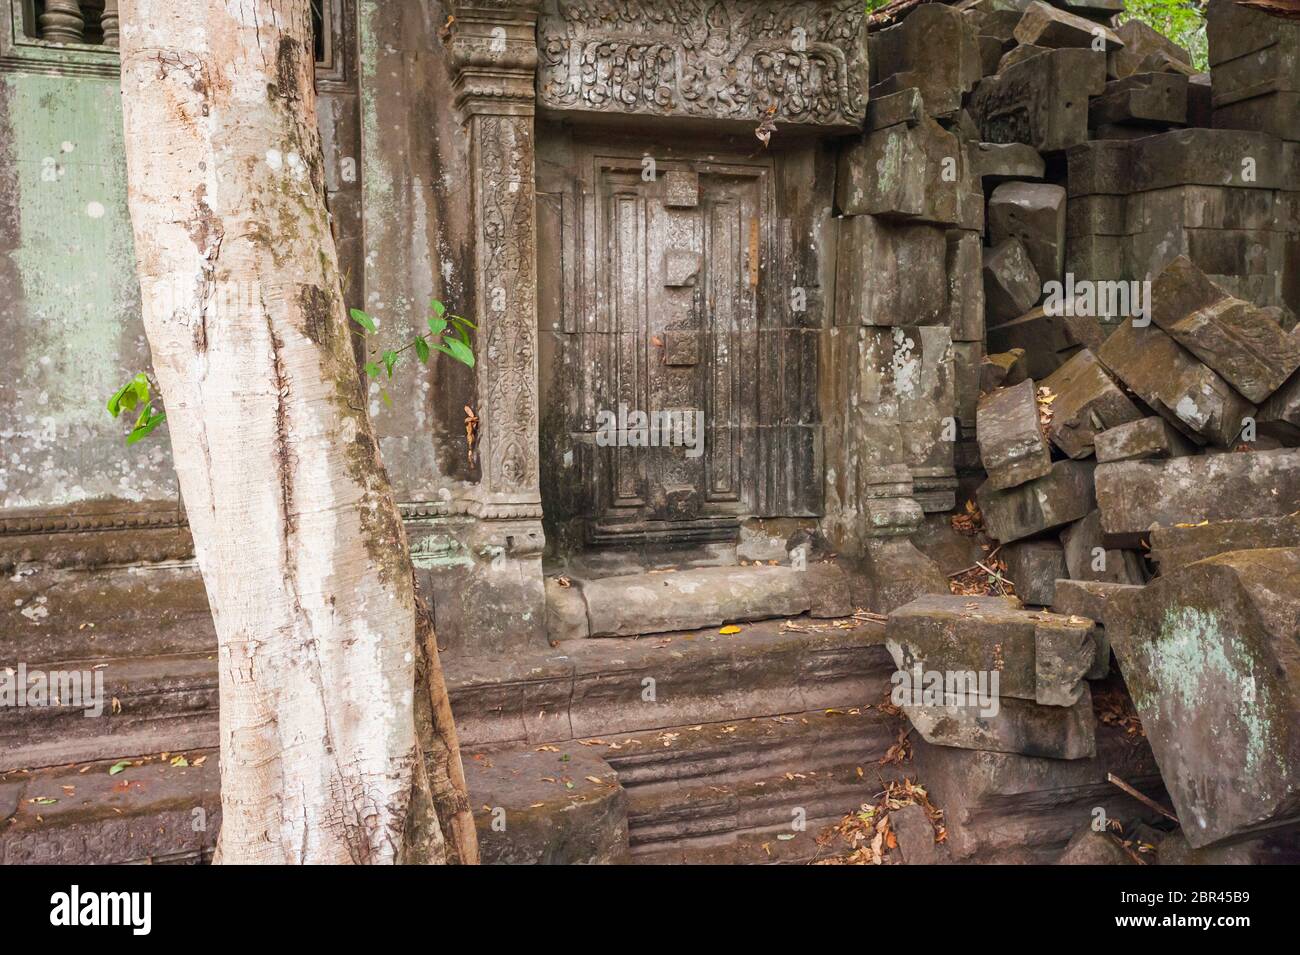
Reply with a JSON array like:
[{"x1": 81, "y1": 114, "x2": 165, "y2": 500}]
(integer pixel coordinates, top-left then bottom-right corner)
[
  {"x1": 40, "y1": 0, "x2": 85, "y2": 43},
  {"x1": 442, "y1": 1, "x2": 548, "y2": 654},
  {"x1": 101, "y1": 1, "x2": 120, "y2": 47}
]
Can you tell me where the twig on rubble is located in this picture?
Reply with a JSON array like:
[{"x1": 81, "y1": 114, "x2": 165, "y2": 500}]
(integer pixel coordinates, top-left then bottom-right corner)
[
  {"x1": 947, "y1": 544, "x2": 1003, "y2": 578},
  {"x1": 1107, "y1": 773, "x2": 1178, "y2": 823}
]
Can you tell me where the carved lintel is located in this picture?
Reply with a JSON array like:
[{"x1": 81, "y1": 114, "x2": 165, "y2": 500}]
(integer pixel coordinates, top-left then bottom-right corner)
[{"x1": 536, "y1": 0, "x2": 868, "y2": 129}]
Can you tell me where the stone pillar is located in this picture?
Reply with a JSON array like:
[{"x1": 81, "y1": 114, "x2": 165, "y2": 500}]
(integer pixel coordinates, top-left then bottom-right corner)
[
  {"x1": 101, "y1": 1, "x2": 120, "y2": 48},
  {"x1": 40, "y1": 0, "x2": 85, "y2": 43},
  {"x1": 442, "y1": 1, "x2": 548, "y2": 655}
]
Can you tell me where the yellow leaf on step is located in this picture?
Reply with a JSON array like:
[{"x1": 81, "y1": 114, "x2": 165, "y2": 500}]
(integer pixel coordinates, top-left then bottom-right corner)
[{"x1": 719, "y1": 625, "x2": 742, "y2": 635}]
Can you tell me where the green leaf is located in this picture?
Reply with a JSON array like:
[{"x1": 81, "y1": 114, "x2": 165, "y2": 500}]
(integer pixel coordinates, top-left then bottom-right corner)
[
  {"x1": 427, "y1": 315, "x2": 448, "y2": 337},
  {"x1": 430, "y1": 299, "x2": 447, "y2": 318},
  {"x1": 34, "y1": 796, "x2": 57, "y2": 805},
  {"x1": 107, "y1": 372, "x2": 149, "y2": 418},
  {"x1": 445, "y1": 338, "x2": 474, "y2": 368},
  {"x1": 364, "y1": 361, "x2": 381, "y2": 379},
  {"x1": 450, "y1": 313, "x2": 476, "y2": 330},
  {"x1": 382, "y1": 350, "x2": 399, "y2": 378},
  {"x1": 126, "y1": 410, "x2": 166, "y2": 445},
  {"x1": 349, "y1": 308, "x2": 376, "y2": 334},
  {"x1": 109, "y1": 760, "x2": 131, "y2": 776},
  {"x1": 415, "y1": 337, "x2": 430, "y2": 364}
]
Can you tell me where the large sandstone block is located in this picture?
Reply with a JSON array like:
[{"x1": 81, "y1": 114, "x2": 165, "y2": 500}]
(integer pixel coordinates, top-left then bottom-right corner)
[
  {"x1": 1067, "y1": 129, "x2": 1287, "y2": 197},
  {"x1": 835, "y1": 216, "x2": 949, "y2": 327},
  {"x1": 983, "y1": 238, "x2": 1042, "y2": 326},
  {"x1": 1040, "y1": 349, "x2": 1144, "y2": 459},
  {"x1": 873, "y1": 5, "x2": 983, "y2": 119},
  {"x1": 970, "y1": 142, "x2": 1046, "y2": 183},
  {"x1": 837, "y1": 115, "x2": 968, "y2": 225},
  {"x1": 1002, "y1": 539, "x2": 1068, "y2": 605},
  {"x1": 1151, "y1": 257, "x2": 1300, "y2": 404},
  {"x1": 1105, "y1": 549, "x2": 1300, "y2": 847},
  {"x1": 989, "y1": 181, "x2": 1067, "y2": 284},
  {"x1": 1089, "y1": 73, "x2": 1189, "y2": 128},
  {"x1": 1094, "y1": 448, "x2": 1300, "y2": 542},
  {"x1": 1148, "y1": 513, "x2": 1300, "y2": 575},
  {"x1": 1207, "y1": 0, "x2": 1300, "y2": 142},
  {"x1": 1013, "y1": 1, "x2": 1121, "y2": 50},
  {"x1": 977, "y1": 378, "x2": 1053, "y2": 490},
  {"x1": 1109, "y1": 19, "x2": 1192, "y2": 80},
  {"x1": 971, "y1": 47, "x2": 1107, "y2": 152},
  {"x1": 887, "y1": 594, "x2": 1095, "y2": 706},
  {"x1": 1096, "y1": 319, "x2": 1255, "y2": 447},
  {"x1": 987, "y1": 307, "x2": 1104, "y2": 380},
  {"x1": 1094, "y1": 416, "x2": 1194, "y2": 463},
  {"x1": 1060, "y1": 510, "x2": 1145, "y2": 585},
  {"x1": 978, "y1": 459, "x2": 1097, "y2": 543}
]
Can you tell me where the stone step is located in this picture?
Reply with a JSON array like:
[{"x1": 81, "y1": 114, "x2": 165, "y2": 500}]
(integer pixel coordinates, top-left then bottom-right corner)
[
  {"x1": 0, "y1": 652, "x2": 219, "y2": 772},
  {"x1": 464, "y1": 706, "x2": 910, "y2": 865},
  {"x1": 611, "y1": 708, "x2": 907, "y2": 864},
  {"x1": 447, "y1": 615, "x2": 893, "y2": 748},
  {"x1": 0, "y1": 749, "x2": 220, "y2": 865},
  {"x1": 546, "y1": 561, "x2": 856, "y2": 639}
]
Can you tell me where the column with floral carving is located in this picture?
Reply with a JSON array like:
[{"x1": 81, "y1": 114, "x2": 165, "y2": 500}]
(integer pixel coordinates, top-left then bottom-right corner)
[{"x1": 445, "y1": 1, "x2": 548, "y2": 652}]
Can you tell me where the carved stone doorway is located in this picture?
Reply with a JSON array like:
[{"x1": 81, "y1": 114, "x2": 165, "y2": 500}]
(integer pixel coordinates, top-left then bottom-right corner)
[{"x1": 539, "y1": 139, "x2": 826, "y2": 554}]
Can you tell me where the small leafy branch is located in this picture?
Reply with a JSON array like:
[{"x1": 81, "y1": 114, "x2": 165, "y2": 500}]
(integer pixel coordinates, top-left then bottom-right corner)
[
  {"x1": 107, "y1": 373, "x2": 167, "y2": 445},
  {"x1": 350, "y1": 298, "x2": 475, "y2": 407},
  {"x1": 106, "y1": 299, "x2": 475, "y2": 444}
]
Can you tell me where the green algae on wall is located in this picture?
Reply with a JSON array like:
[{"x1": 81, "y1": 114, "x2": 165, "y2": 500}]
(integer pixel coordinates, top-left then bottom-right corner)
[{"x1": 0, "y1": 72, "x2": 176, "y2": 509}]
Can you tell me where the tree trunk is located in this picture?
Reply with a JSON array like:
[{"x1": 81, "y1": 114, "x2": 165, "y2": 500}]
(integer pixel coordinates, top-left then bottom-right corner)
[{"x1": 117, "y1": 0, "x2": 477, "y2": 864}]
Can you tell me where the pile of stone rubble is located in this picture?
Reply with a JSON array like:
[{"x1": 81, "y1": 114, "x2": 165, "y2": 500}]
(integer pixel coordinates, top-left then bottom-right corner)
[{"x1": 864, "y1": 0, "x2": 1300, "y2": 856}]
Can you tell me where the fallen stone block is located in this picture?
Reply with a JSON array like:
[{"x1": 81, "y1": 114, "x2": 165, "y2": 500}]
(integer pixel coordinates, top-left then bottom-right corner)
[
  {"x1": 1109, "y1": 19, "x2": 1193, "y2": 80},
  {"x1": 1013, "y1": 1, "x2": 1121, "y2": 50},
  {"x1": 1050, "y1": 0, "x2": 1124, "y2": 18},
  {"x1": 1040, "y1": 349, "x2": 1145, "y2": 459},
  {"x1": 1148, "y1": 513, "x2": 1300, "y2": 575},
  {"x1": 1057, "y1": 828, "x2": 1137, "y2": 864},
  {"x1": 1052, "y1": 578, "x2": 1140, "y2": 625},
  {"x1": 1094, "y1": 448, "x2": 1300, "y2": 543},
  {"x1": 1096, "y1": 319, "x2": 1256, "y2": 447},
  {"x1": 971, "y1": 47, "x2": 1107, "y2": 152},
  {"x1": 977, "y1": 378, "x2": 1053, "y2": 490},
  {"x1": 887, "y1": 594, "x2": 1094, "y2": 706},
  {"x1": 990, "y1": 181, "x2": 1068, "y2": 284},
  {"x1": 983, "y1": 238, "x2": 1042, "y2": 326},
  {"x1": 1003, "y1": 539, "x2": 1069, "y2": 606},
  {"x1": 890, "y1": 803, "x2": 944, "y2": 864},
  {"x1": 1094, "y1": 416, "x2": 1195, "y2": 463},
  {"x1": 978, "y1": 459, "x2": 1097, "y2": 543},
  {"x1": 970, "y1": 142, "x2": 1046, "y2": 183},
  {"x1": 1260, "y1": 370, "x2": 1300, "y2": 442},
  {"x1": 863, "y1": 539, "x2": 950, "y2": 614},
  {"x1": 1151, "y1": 256, "x2": 1300, "y2": 404},
  {"x1": 998, "y1": 43, "x2": 1051, "y2": 73},
  {"x1": 1105, "y1": 548, "x2": 1300, "y2": 847},
  {"x1": 873, "y1": 4, "x2": 983, "y2": 119},
  {"x1": 898, "y1": 686, "x2": 1098, "y2": 759},
  {"x1": 1060, "y1": 510, "x2": 1146, "y2": 585},
  {"x1": 981, "y1": 349, "x2": 1028, "y2": 393},
  {"x1": 1207, "y1": 0, "x2": 1300, "y2": 142},
  {"x1": 987, "y1": 307, "x2": 1104, "y2": 380},
  {"x1": 1089, "y1": 73, "x2": 1189, "y2": 128},
  {"x1": 978, "y1": 34, "x2": 1009, "y2": 76}
]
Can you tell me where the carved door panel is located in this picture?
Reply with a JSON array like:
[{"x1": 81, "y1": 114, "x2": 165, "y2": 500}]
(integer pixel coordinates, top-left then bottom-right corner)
[{"x1": 588, "y1": 158, "x2": 766, "y2": 538}]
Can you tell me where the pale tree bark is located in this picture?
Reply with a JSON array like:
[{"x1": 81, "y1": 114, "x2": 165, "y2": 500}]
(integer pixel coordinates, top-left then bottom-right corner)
[{"x1": 117, "y1": 0, "x2": 477, "y2": 864}]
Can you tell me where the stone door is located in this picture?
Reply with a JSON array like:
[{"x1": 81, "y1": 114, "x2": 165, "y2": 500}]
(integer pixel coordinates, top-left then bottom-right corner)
[
  {"x1": 585, "y1": 155, "x2": 767, "y2": 543},
  {"x1": 540, "y1": 141, "x2": 826, "y2": 550}
]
